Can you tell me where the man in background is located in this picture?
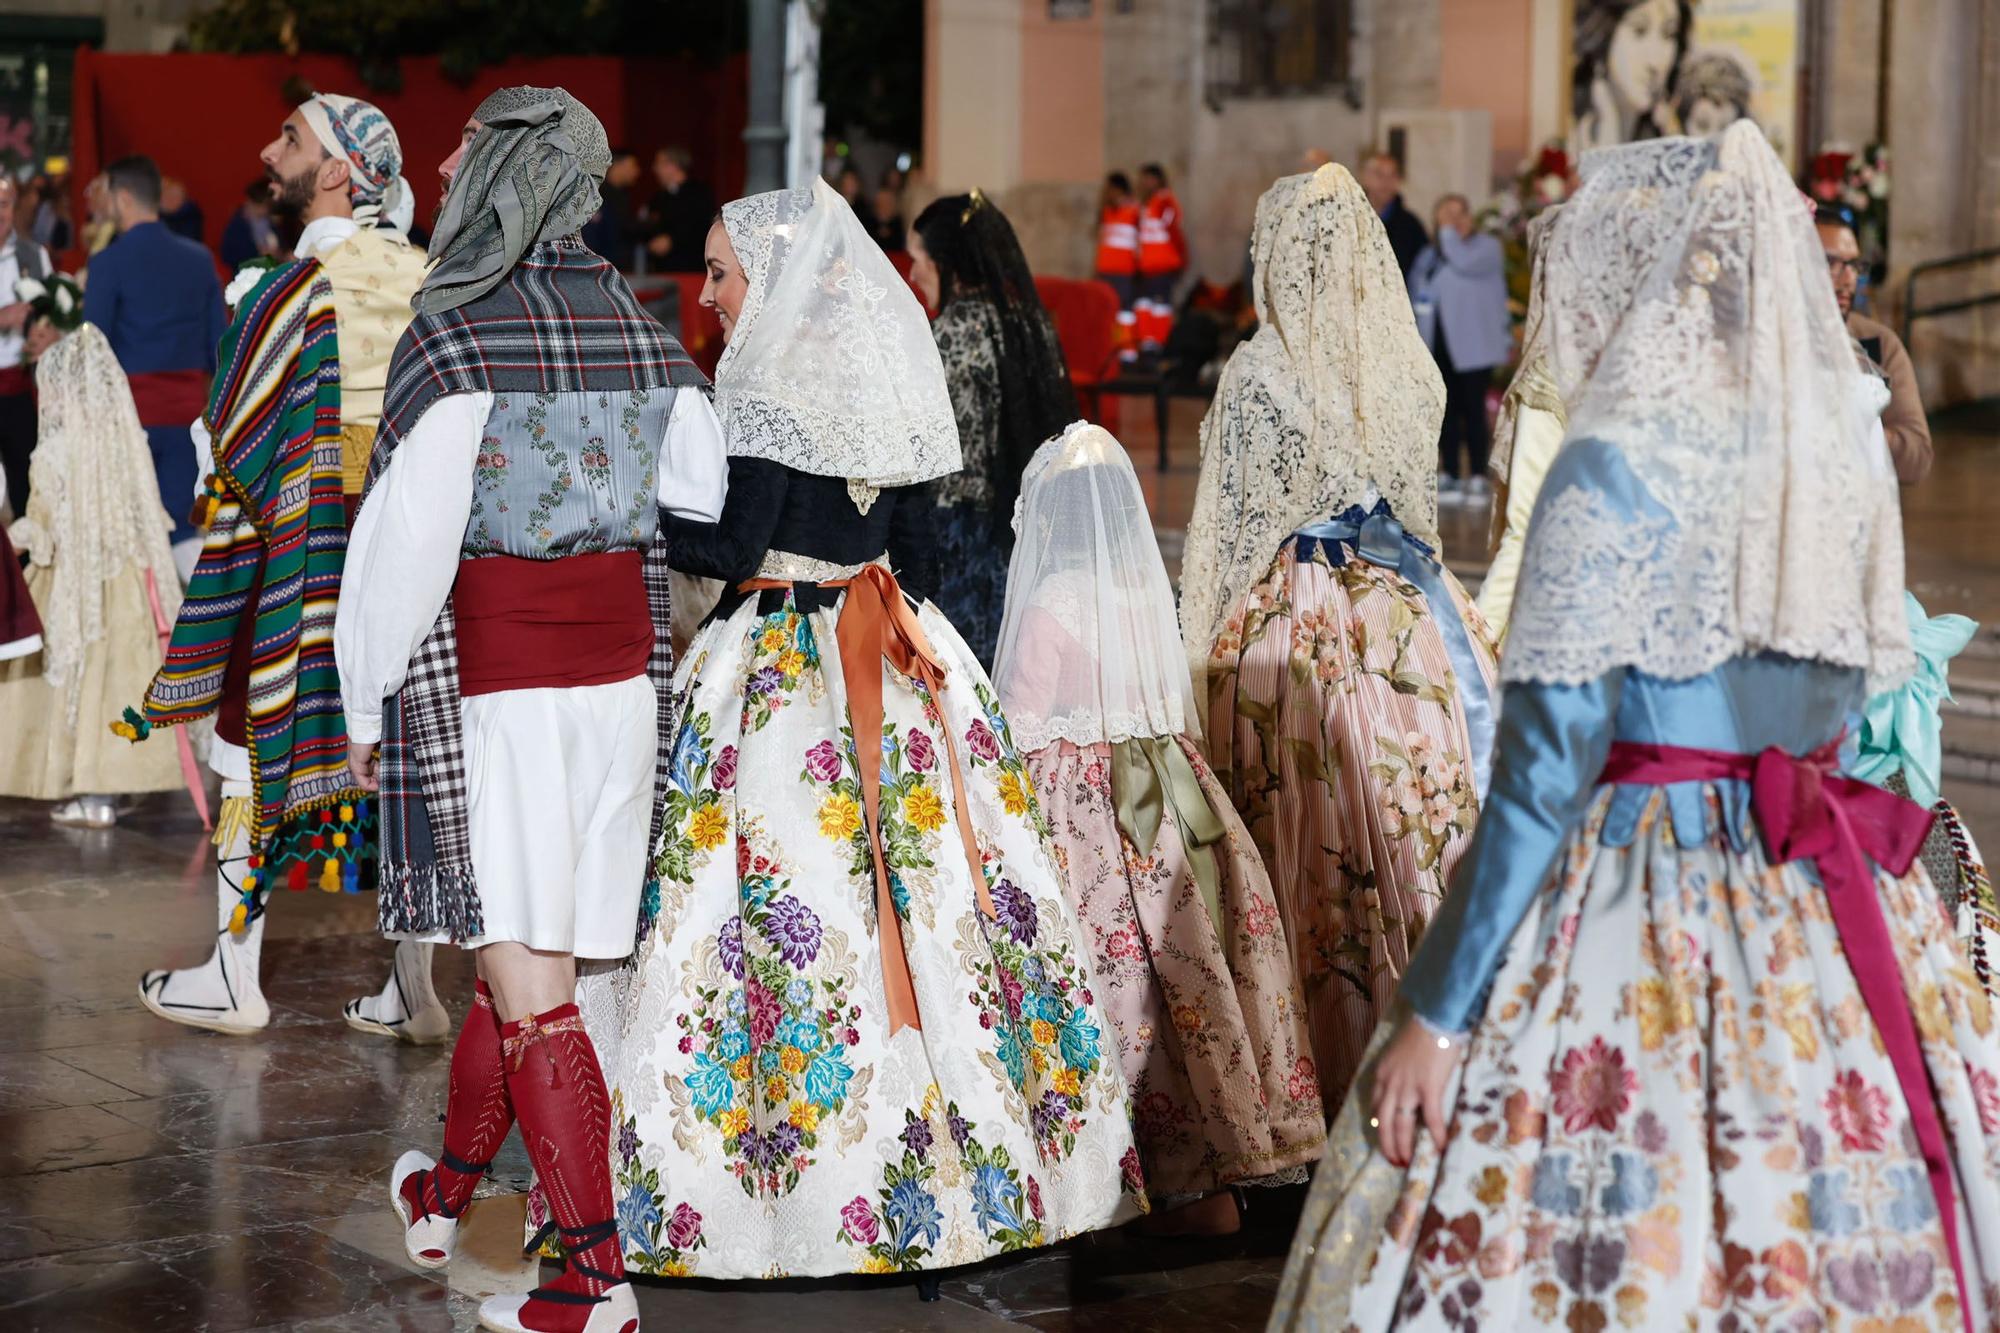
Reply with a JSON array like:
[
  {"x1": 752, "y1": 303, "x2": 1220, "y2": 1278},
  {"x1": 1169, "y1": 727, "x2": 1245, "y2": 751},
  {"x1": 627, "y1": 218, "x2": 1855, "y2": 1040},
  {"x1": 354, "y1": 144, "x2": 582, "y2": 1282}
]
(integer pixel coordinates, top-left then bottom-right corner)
[
  {"x1": 644, "y1": 145, "x2": 715, "y2": 273},
  {"x1": 1818, "y1": 205, "x2": 1932, "y2": 484},
  {"x1": 220, "y1": 179, "x2": 281, "y2": 269},
  {"x1": 81, "y1": 156, "x2": 225, "y2": 572},
  {"x1": 159, "y1": 176, "x2": 206, "y2": 245},
  {"x1": 0, "y1": 174, "x2": 52, "y2": 519},
  {"x1": 583, "y1": 147, "x2": 642, "y2": 268},
  {"x1": 1359, "y1": 150, "x2": 1430, "y2": 279},
  {"x1": 1410, "y1": 194, "x2": 1510, "y2": 506},
  {"x1": 1135, "y1": 162, "x2": 1185, "y2": 353}
]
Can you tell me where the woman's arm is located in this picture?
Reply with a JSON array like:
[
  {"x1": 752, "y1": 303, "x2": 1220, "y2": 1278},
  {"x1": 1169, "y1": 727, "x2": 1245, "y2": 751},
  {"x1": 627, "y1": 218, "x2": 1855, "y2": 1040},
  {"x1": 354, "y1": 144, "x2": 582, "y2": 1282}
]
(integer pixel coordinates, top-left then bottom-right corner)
[
  {"x1": 662, "y1": 456, "x2": 789, "y2": 585},
  {"x1": 1475, "y1": 404, "x2": 1564, "y2": 641},
  {"x1": 335, "y1": 392, "x2": 487, "y2": 744},
  {"x1": 886, "y1": 482, "x2": 940, "y2": 602}
]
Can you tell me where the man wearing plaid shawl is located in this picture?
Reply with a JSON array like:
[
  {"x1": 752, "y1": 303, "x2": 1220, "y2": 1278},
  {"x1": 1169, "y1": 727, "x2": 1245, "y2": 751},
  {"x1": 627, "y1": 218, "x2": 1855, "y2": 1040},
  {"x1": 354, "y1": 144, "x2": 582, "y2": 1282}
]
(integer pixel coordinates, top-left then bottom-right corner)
[
  {"x1": 135, "y1": 93, "x2": 445, "y2": 1042},
  {"x1": 333, "y1": 88, "x2": 720, "y2": 1333}
]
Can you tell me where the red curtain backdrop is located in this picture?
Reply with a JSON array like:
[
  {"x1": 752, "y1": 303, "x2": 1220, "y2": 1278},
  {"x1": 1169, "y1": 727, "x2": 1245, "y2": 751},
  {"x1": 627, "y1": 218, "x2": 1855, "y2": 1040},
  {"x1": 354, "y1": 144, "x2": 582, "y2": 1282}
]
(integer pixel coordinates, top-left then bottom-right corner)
[{"x1": 68, "y1": 49, "x2": 747, "y2": 265}]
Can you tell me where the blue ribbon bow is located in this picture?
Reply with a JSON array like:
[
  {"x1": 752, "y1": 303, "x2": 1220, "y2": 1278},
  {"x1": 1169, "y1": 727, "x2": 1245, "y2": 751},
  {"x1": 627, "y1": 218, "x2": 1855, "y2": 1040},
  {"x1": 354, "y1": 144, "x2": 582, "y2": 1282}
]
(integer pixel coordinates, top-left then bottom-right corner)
[{"x1": 1293, "y1": 503, "x2": 1496, "y2": 798}]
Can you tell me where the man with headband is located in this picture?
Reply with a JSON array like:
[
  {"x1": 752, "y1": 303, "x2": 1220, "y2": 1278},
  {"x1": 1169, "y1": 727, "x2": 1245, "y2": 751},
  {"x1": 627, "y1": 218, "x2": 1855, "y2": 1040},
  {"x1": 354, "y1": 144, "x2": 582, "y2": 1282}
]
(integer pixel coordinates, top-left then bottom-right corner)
[
  {"x1": 132, "y1": 93, "x2": 440, "y2": 1046},
  {"x1": 335, "y1": 88, "x2": 721, "y2": 1333}
]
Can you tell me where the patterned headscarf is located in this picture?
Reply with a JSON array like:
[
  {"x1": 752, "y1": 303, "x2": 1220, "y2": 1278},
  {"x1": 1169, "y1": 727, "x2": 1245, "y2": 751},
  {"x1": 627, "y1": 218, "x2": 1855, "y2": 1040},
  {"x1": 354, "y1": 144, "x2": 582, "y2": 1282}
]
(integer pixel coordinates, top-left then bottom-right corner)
[
  {"x1": 299, "y1": 93, "x2": 407, "y2": 228},
  {"x1": 415, "y1": 86, "x2": 612, "y2": 315}
]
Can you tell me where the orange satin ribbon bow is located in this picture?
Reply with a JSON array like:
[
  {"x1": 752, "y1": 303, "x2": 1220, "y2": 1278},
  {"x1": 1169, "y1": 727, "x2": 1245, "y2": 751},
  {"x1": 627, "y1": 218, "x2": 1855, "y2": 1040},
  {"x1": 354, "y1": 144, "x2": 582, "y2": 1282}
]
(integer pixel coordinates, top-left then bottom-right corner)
[{"x1": 740, "y1": 564, "x2": 995, "y2": 1035}]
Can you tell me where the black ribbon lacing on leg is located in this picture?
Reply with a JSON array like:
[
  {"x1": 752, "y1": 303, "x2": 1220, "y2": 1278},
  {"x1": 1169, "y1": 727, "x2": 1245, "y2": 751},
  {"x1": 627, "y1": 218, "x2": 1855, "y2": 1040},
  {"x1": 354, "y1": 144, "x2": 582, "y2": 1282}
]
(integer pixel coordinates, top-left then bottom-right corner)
[{"x1": 519, "y1": 1219, "x2": 620, "y2": 1305}]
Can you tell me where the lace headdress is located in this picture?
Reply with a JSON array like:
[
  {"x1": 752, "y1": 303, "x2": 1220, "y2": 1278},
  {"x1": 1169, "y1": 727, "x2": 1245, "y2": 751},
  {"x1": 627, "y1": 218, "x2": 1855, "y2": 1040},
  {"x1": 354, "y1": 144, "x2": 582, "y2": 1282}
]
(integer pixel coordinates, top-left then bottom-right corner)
[
  {"x1": 11, "y1": 324, "x2": 181, "y2": 724},
  {"x1": 1179, "y1": 162, "x2": 1444, "y2": 690},
  {"x1": 1504, "y1": 122, "x2": 1911, "y2": 690},
  {"x1": 717, "y1": 178, "x2": 960, "y2": 503},
  {"x1": 993, "y1": 422, "x2": 1195, "y2": 751}
]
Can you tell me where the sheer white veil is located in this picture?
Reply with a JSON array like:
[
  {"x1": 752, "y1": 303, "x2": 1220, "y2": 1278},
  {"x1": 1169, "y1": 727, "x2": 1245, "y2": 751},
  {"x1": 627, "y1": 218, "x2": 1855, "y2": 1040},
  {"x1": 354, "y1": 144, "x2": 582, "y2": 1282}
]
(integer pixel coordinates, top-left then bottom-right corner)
[
  {"x1": 993, "y1": 422, "x2": 1195, "y2": 751},
  {"x1": 716, "y1": 178, "x2": 960, "y2": 501},
  {"x1": 1505, "y1": 122, "x2": 1911, "y2": 690}
]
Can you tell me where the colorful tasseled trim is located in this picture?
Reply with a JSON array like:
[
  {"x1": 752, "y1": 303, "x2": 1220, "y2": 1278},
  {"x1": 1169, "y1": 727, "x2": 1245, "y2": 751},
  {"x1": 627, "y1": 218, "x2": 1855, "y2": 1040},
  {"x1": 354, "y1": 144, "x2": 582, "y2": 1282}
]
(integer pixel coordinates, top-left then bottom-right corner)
[{"x1": 134, "y1": 257, "x2": 357, "y2": 859}]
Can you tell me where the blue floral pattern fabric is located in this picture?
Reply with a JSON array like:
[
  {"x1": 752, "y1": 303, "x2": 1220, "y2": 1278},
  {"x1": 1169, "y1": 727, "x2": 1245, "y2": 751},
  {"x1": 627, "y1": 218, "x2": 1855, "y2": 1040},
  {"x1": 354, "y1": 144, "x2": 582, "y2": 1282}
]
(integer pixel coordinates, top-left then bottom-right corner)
[{"x1": 572, "y1": 590, "x2": 1147, "y2": 1279}]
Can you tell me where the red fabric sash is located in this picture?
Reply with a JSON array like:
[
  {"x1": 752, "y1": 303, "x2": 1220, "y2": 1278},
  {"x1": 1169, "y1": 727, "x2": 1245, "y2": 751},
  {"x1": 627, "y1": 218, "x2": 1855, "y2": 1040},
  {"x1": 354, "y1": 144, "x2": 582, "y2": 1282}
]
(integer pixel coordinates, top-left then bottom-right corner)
[
  {"x1": 454, "y1": 551, "x2": 650, "y2": 697},
  {"x1": 1599, "y1": 739, "x2": 1967, "y2": 1331},
  {"x1": 127, "y1": 369, "x2": 211, "y2": 428},
  {"x1": 0, "y1": 365, "x2": 29, "y2": 398}
]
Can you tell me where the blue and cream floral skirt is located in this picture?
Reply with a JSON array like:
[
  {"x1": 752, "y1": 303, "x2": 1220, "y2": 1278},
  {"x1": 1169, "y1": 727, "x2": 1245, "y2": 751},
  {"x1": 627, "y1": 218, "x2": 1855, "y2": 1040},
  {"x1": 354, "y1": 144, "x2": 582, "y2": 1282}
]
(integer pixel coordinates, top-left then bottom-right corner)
[{"x1": 568, "y1": 586, "x2": 1147, "y2": 1279}]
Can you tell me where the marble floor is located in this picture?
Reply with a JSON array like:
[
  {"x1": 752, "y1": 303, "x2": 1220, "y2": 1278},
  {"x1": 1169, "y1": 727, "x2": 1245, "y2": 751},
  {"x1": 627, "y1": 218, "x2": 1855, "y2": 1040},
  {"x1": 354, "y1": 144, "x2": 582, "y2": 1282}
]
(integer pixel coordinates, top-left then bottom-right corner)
[{"x1": 3, "y1": 409, "x2": 1996, "y2": 1332}]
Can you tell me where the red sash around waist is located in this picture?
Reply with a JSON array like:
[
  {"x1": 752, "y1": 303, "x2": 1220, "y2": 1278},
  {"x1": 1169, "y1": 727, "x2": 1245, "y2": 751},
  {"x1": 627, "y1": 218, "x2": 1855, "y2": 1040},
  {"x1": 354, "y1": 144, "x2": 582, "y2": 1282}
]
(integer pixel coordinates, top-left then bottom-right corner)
[
  {"x1": 127, "y1": 369, "x2": 211, "y2": 428},
  {"x1": 0, "y1": 365, "x2": 30, "y2": 398},
  {"x1": 1600, "y1": 739, "x2": 1967, "y2": 1332},
  {"x1": 454, "y1": 550, "x2": 651, "y2": 697}
]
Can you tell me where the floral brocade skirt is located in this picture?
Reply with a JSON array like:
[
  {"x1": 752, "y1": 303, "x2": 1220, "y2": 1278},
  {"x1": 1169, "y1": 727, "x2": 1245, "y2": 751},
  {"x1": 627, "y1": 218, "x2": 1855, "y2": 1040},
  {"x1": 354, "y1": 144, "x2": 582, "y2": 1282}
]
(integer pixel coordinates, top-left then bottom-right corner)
[
  {"x1": 1026, "y1": 737, "x2": 1325, "y2": 1198},
  {"x1": 1204, "y1": 544, "x2": 1498, "y2": 1108},
  {"x1": 576, "y1": 588, "x2": 1145, "y2": 1280},
  {"x1": 1267, "y1": 788, "x2": 2000, "y2": 1333}
]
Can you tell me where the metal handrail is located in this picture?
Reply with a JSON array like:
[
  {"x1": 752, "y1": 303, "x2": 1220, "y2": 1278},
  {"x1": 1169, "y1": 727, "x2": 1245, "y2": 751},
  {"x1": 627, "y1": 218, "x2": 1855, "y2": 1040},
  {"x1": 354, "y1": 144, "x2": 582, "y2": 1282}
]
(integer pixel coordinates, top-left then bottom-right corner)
[{"x1": 1902, "y1": 245, "x2": 2000, "y2": 344}]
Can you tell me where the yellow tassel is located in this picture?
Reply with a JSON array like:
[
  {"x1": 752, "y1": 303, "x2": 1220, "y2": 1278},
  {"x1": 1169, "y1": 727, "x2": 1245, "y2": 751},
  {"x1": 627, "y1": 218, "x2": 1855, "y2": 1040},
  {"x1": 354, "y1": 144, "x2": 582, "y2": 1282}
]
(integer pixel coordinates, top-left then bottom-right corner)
[
  {"x1": 338, "y1": 803, "x2": 354, "y2": 822},
  {"x1": 229, "y1": 903, "x2": 248, "y2": 933},
  {"x1": 242, "y1": 871, "x2": 258, "y2": 891},
  {"x1": 320, "y1": 859, "x2": 340, "y2": 892},
  {"x1": 332, "y1": 831, "x2": 348, "y2": 850}
]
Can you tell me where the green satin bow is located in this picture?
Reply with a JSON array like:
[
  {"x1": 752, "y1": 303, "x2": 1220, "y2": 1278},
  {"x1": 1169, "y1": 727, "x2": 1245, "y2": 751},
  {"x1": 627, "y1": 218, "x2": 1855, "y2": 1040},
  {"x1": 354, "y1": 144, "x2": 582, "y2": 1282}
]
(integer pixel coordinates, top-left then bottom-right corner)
[{"x1": 1111, "y1": 736, "x2": 1229, "y2": 945}]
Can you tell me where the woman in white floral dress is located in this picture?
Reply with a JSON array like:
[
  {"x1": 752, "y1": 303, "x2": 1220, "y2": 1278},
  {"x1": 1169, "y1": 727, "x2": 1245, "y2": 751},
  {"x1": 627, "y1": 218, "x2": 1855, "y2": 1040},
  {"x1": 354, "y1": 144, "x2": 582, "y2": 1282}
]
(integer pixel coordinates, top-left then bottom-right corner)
[{"x1": 571, "y1": 179, "x2": 1145, "y2": 1288}]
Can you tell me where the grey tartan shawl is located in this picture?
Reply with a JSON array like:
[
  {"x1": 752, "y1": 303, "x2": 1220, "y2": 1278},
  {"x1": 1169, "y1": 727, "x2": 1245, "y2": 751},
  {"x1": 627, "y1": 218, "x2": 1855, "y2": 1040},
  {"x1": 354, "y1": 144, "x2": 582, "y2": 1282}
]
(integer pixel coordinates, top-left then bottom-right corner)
[{"x1": 364, "y1": 238, "x2": 708, "y2": 941}]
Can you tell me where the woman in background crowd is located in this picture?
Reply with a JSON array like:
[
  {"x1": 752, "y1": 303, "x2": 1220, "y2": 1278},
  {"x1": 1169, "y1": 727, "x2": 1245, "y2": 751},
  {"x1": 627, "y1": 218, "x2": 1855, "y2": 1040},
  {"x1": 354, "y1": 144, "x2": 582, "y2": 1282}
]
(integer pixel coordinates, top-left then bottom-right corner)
[{"x1": 908, "y1": 190, "x2": 1076, "y2": 666}]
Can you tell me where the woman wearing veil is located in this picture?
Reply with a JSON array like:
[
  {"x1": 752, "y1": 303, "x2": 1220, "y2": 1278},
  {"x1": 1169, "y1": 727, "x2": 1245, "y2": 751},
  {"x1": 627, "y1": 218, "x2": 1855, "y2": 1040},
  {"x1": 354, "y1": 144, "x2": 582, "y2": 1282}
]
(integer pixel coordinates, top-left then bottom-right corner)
[
  {"x1": 1475, "y1": 207, "x2": 1568, "y2": 642},
  {"x1": 1268, "y1": 123, "x2": 2000, "y2": 1332},
  {"x1": 994, "y1": 422, "x2": 1323, "y2": 1236},
  {"x1": 908, "y1": 191, "x2": 1078, "y2": 667},
  {"x1": 1181, "y1": 163, "x2": 1499, "y2": 1108},
  {"x1": 585, "y1": 180, "x2": 1145, "y2": 1285},
  {"x1": 0, "y1": 322, "x2": 186, "y2": 825}
]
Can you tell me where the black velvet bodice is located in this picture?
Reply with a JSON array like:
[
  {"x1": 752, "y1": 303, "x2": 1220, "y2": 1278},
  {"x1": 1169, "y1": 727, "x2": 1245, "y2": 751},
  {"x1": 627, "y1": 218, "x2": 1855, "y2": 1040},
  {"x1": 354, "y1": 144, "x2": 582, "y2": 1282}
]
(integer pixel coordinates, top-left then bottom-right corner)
[{"x1": 664, "y1": 458, "x2": 940, "y2": 615}]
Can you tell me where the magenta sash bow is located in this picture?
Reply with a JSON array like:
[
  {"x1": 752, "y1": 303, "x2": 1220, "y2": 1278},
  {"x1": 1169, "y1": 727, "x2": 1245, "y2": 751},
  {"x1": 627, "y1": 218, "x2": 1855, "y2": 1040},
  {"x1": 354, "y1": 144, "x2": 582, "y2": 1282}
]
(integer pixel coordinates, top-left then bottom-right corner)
[{"x1": 1600, "y1": 739, "x2": 1969, "y2": 1331}]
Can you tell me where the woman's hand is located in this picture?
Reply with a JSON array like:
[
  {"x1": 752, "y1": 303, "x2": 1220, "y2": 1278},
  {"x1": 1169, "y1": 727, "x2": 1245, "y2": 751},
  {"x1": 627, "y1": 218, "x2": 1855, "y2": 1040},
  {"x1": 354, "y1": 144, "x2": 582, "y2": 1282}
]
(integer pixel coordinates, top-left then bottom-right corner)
[{"x1": 1368, "y1": 1014, "x2": 1463, "y2": 1168}]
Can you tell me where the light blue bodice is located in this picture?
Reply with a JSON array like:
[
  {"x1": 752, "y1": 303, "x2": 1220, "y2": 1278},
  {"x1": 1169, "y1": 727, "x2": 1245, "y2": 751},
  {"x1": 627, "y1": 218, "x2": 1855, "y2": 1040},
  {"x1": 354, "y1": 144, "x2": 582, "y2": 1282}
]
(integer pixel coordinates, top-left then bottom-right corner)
[
  {"x1": 1399, "y1": 441, "x2": 1867, "y2": 1034},
  {"x1": 463, "y1": 387, "x2": 675, "y2": 559}
]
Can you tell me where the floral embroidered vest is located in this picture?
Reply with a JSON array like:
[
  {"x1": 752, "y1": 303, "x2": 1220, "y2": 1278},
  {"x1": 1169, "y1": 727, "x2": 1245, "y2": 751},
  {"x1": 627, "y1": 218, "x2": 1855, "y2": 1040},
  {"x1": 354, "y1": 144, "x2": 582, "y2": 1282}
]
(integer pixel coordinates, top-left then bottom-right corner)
[{"x1": 463, "y1": 387, "x2": 676, "y2": 558}]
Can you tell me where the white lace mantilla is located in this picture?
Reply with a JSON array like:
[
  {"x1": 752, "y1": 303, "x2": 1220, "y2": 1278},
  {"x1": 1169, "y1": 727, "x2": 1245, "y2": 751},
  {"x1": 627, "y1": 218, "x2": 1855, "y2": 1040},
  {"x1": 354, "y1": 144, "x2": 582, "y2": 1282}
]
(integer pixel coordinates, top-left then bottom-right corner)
[
  {"x1": 715, "y1": 181, "x2": 960, "y2": 499},
  {"x1": 13, "y1": 325, "x2": 184, "y2": 726},
  {"x1": 1503, "y1": 125, "x2": 1911, "y2": 692}
]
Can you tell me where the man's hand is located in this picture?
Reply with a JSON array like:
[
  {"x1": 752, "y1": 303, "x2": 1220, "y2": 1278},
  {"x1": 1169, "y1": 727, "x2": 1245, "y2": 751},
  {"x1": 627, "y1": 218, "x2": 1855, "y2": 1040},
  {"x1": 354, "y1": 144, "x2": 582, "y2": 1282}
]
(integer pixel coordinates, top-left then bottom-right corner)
[
  {"x1": 0, "y1": 302, "x2": 30, "y2": 332},
  {"x1": 347, "y1": 740, "x2": 381, "y2": 792}
]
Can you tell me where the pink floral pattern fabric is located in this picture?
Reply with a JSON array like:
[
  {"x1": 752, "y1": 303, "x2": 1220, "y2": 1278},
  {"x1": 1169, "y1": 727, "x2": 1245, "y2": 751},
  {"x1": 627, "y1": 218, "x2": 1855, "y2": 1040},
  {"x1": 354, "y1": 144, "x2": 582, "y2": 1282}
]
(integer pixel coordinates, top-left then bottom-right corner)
[
  {"x1": 576, "y1": 592, "x2": 1145, "y2": 1279},
  {"x1": 1204, "y1": 544, "x2": 1497, "y2": 1105},
  {"x1": 1268, "y1": 790, "x2": 2000, "y2": 1332},
  {"x1": 1026, "y1": 737, "x2": 1326, "y2": 1198}
]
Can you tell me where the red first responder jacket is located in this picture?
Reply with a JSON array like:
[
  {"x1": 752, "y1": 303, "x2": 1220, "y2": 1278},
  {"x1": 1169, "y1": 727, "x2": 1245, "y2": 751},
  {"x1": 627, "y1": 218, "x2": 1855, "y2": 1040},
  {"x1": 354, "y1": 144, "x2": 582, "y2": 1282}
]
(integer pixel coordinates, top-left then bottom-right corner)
[
  {"x1": 1095, "y1": 202, "x2": 1140, "y2": 276},
  {"x1": 1138, "y1": 190, "x2": 1186, "y2": 276}
]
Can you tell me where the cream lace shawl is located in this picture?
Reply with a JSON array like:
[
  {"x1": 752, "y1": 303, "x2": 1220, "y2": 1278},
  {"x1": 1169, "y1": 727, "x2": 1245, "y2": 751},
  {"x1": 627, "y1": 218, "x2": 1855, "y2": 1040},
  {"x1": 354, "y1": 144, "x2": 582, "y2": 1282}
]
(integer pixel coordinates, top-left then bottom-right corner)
[
  {"x1": 9, "y1": 324, "x2": 181, "y2": 724},
  {"x1": 1179, "y1": 164, "x2": 1444, "y2": 692}
]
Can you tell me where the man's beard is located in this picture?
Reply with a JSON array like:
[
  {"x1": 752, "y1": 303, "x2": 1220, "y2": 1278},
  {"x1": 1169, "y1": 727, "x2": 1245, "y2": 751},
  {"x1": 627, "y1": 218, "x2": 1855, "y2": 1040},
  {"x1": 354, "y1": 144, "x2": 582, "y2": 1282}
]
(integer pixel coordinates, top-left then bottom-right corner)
[{"x1": 268, "y1": 164, "x2": 315, "y2": 218}]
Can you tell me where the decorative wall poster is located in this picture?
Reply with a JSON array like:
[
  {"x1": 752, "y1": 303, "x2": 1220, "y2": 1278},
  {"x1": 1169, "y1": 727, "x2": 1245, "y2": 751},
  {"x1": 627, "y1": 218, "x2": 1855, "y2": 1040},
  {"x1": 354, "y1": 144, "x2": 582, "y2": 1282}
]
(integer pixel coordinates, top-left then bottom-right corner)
[{"x1": 1567, "y1": 0, "x2": 1799, "y2": 165}]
